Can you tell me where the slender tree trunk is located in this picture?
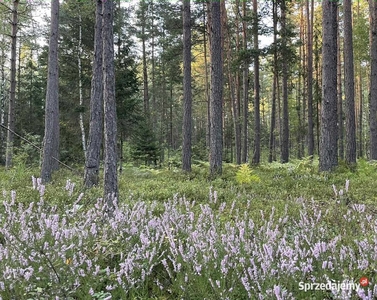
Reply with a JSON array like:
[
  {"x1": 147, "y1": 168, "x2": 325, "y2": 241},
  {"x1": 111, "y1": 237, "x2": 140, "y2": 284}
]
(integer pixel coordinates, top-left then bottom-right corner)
[
  {"x1": 41, "y1": 0, "x2": 60, "y2": 182},
  {"x1": 151, "y1": 0, "x2": 156, "y2": 127},
  {"x1": 85, "y1": 0, "x2": 103, "y2": 187},
  {"x1": 182, "y1": 0, "x2": 192, "y2": 172},
  {"x1": 224, "y1": 5, "x2": 241, "y2": 165},
  {"x1": 241, "y1": 0, "x2": 248, "y2": 163},
  {"x1": 369, "y1": 0, "x2": 377, "y2": 159},
  {"x1": 315, "y1": 30, "x2": 321, "y2": 153},
  {"x1": 337, "y1": 10, "x2": 344, "y2": 160},
  {"x1": 209, "y1": 0, "x2": 223, "y2": 176},
  {"x1": 358, "y1": 68, "x2": 363, "y2": 157},
  {"x1": 6, "y1": 0, "x2": 19, "y2": 169},
  {"x1": 0, "y1": 40, "x2": 5, "y2": 163},
  {"x1": 344, "y1": 0, "x2": 356, "y2": 165},
  {"x1": 252, "y1": 0, "x2": 260, "y2": 165},
  {"x1": 306, "y1": 0, "x2": 314, "y2": 157},
  {"x1": 281, "y1": 0, "x2": 289, "y2": 163},
  {"x1": 269, "y1": 0, "x2": 278, "y2": 163},
  {"x1": 78, "y1": 13, "x2": 87, "y2": 159},
  {"x1": 319, "y1": 0, "x2": 338, "y2": 171},
  {"x1": 141, "y1": 0, "x2": 149, "y2": 117},
  {"x1": 103, "y1": 0, "x2": 118, "y2": 211}
]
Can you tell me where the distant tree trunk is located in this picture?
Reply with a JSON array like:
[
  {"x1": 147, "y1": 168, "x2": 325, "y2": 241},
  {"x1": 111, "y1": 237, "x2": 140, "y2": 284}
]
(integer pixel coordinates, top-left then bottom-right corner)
[
  {"x1": 234, "y1": 0, "x2": 242, "y2": 165},
  {"x1": 0, "y1": 42, "x2": 5, "y2": 162},
  {"x1": 6, "y1": 0, "x2": 19, "y2": 169},
  {"x1": 78, "y1": 13, "x2": 87, "y2": 159},
  {"x1": 182, "y1": 0, "x2": 192, "y2": 172},
  {"x1": 209, "y1": 0, "x2": 223, "y2": 176},
  {"x1": 358, "y1": 69, "x2": 363, "y2": 157},
  {"x1": 103, "y1": 0, "x2": 118, "y2": 211},
  {"x1": 314, "y1": 30, "x2": 321, "y2": 153},
  {"x1": 337, "y1": 10, "x2": 344, "y2": 160},
  {"x1": 369, "y1": 0, "x2": 377, "y2": 159},
  {"x1": 224, "y1": 4, "x2": 241, "y2": 165},
  {"x1": 85, "y1": 0, "x2": 103, "y2": 187},
  {"x1": 306, "y1": 0, "x2": 314, "y2": 157},
  {"x1": 141, "y1": 0, "x2": 149, "y2": 117},
  {"x1": 41, "y1": 0, "x2": 60, "y2": 183},
  {"x1": 269, "y1": 0, "x2": 278, "y2": 163},
  {"x1": 319, "y1": 0, "x2": 338, "y2": 171},
  {"x1": 344, "y1": 0, "x2": 356, "y2": 165},
  {"x1": 252, "y1": 0, "x2": 260, "y2": 165},
  {"x1": 151, "y1": 0, "x2": 156, "y2": 127},
  {"x1": 241, "y1": 0, "x2": 248, "y2": 163},
  {"x1": 281, "y1": 0, "x2": 289, "y2": 163}
]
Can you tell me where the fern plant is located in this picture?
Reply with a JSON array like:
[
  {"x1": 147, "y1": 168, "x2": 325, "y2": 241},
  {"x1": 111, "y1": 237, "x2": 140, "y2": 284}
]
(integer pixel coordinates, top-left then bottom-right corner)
[{"x1": 235, "y1": 164, "x2": 260, "y2": 185}]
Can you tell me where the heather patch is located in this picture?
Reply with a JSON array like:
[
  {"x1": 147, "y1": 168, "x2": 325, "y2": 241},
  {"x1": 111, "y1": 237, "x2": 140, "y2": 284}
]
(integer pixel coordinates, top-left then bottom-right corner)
[{"x1": 0, "y1": 177, "x2": 376, "y2": 299}]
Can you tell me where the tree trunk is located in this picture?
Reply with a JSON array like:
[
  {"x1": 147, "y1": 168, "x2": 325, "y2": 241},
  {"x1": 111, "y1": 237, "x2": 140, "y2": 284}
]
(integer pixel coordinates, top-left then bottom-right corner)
[
  {"x1": 306, "y1": 0, "x2": 314, "y2": 157},
  {"x1": 369, "y1": 0, "x2": 377, "y2": 159},
  {"x1": 141, "y1": 0, "x2": 149, "y2": 117},
  {"x1": 241, "y1": 0, "x2": 248, "y2": 163},
  {"x1": 209, "y1": 0, "x2": 223, "y2": 176},
  {"x1": 78, "y1": 13, "x2": 87, "y2": 159},
  {"x1": 41, "y1": 0, "x2": 60, "y2": 183},
  {"x1": 182, "y1": 0, "x2": 192, "y2": 172},
  {"x1": 319, "y1": 0, "x2": 338, "y2": 171},
  {"x1": 281, "y1": 0, "x2": 289, "y2": 163},
  {"x1": 223, "y1": 4, "x2": 241, "y2": 165},
  {"x1": 252, "y1": 0, "x2": 260, "y2": 165},
  {"x1": 103, "y1": 0, "x2": 118, "y2": 211},
  {"x1": 337, "y1": 10, "x2": 344, "y2": 160},
  {"x1": 344, "y1": 0, "x2": 356, "y2": 165},
  {"x1": 6, "y1": 0, "x2": 19, "y2": 169},
  {"x1": 269, "y1": 0, "x2": 278, "y2": 163},
  {"x1": 85, "y1": 0, "x2": 103, "y2": 187},
  {"x1": 358, "y1": 68, "x2": 363, "y2": 157}
]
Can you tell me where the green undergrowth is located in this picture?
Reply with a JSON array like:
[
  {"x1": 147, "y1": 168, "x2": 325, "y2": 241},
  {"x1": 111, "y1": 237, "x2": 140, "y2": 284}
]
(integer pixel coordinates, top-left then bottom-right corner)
[{"x1": 1, "y1": 157, "x2": 377, "y2": 224}]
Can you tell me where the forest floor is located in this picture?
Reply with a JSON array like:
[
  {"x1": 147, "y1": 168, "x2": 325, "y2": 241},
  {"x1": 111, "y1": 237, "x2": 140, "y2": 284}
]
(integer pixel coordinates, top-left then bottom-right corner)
[{"x1": 0, "y1": 158, "x2": 376, "y2": 299}]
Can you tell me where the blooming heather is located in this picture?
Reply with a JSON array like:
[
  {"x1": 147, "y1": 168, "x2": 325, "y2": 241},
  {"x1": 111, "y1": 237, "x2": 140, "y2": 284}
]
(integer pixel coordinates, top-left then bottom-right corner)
[{"x1": 0, "y1": 179, "x2": 374, "y2": 299}]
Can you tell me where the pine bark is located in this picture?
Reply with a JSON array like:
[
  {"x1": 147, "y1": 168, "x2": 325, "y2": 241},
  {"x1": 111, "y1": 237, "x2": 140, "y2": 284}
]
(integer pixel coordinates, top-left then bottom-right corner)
[
  {"x1": 78, "y1": 13, "x2": 87, "y2": 159},
  {"x1": 141, "y1": 0, "x2": 149, "y2": 116},
  {"x1": 41, "y1": 0, "x2": 60, "y2": 183},
  {"x1": 319, "y1": 0, "x2": 338, "y2": 171},
  {"x1": 281, "y1": 0, "x2": 289, "y2": 163},
  {"x1": 241, "y1": 0, "x2": 248, "y2": 163},
  {"x1": 369, "y1": 0, "x2": 377, "y2": 159},
  {"x1": 252, "y1": 0, "x2": 260, "y2": 165},
  {"x1": 269, "y1": 0, "x2": 278, "y2": 163},
  {"x1": 337, "y1": 10, "x2": 344, "y2": 160},
  {"x1": 85, "y1": 0, "x2": 103, "y2": 187},
  {"x1": 306, "y1": 0, "x2": 314, "y2": 157},
  {"x1": 103, "y1": 0, "x2": 118, "y2": 210},
  {"x1": 344, "y1": 0, "x2": 356, "y2": 165},
  {"x1": 209, "y1": 0, "x2": 223, "y2": 176},
  {"x1": 182, "y1": 0, "x2": 192, "y2": 172}
]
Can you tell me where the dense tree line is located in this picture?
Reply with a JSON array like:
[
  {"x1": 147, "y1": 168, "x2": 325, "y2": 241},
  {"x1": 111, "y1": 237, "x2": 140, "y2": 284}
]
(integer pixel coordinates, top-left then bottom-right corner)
[{"x1": 0, "y1": 0, "x2": 375, "y2": 191}]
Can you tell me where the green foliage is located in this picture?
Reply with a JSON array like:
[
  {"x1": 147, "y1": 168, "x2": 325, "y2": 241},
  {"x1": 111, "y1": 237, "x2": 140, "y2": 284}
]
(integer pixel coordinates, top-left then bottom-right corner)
[
  {"x1": 235, "y1": 164, "x2": 260, "y2": 185},
  {"x1": 130, "y1": 121, "x2": 160, "y2": 166}
]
